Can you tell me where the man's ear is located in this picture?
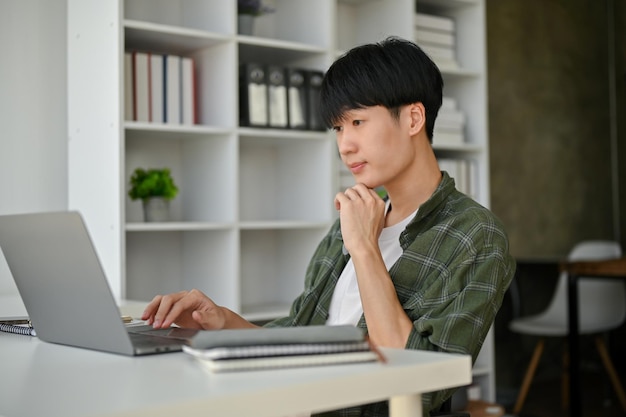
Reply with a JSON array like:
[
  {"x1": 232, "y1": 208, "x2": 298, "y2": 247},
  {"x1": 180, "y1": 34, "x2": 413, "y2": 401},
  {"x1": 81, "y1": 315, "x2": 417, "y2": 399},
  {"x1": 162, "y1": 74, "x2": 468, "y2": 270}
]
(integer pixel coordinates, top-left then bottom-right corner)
[{"x1": 408, "y1": 102, "x2": 426, "y2": 136}]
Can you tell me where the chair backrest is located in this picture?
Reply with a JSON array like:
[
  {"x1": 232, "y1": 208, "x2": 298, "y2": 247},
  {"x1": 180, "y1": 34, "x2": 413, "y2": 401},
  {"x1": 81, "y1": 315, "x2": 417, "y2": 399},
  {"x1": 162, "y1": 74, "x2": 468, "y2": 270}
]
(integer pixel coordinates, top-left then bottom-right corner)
[{"x1": 540, "y1": 240, "x2": 625, "y2": 334}]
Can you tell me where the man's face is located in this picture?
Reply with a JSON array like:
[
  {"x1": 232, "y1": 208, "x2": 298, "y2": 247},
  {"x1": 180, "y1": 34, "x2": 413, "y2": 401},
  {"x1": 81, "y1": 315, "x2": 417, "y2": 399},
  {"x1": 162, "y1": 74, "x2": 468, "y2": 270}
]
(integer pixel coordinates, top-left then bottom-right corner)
[{"x1": 332, "y1": 105, "x2": 416, "y2": 190}]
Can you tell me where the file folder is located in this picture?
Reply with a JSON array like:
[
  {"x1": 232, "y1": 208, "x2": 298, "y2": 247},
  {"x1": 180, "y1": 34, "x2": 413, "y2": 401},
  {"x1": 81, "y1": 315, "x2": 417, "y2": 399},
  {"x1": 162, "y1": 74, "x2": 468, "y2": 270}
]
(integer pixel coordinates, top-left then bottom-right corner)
[
  {"x1": 286, "y1": 68, "x2": 307, "y2": 130},
  {"x1": 267, "y1": 66, "x2": 288, "y2": 128},
  {"x1": 239, "y1": 63, "x2": 268, "y2": 127},
  {"x1": 306, "y1": 70, "x2": 325, "y2": 131}
]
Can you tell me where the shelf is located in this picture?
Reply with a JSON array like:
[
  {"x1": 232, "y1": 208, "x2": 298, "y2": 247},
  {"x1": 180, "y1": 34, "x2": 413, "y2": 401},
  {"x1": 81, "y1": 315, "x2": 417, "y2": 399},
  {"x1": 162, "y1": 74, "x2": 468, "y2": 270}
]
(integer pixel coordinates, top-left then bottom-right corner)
[
  {"x1": 126, "y1": 222, "x2": 235, "y2": 232},
  {"x1": 125, "y1": 20, "x2": 230, "y2": 55},
  {"x1": 125, "y1": 122, "x2": 233, "y2": 139},
  {"x1": 418, "y1": 0, "x2": 479, "y2": 10},
  {"x1": 238, "y1": 127, "x2": 329, "y2": 142},
  {"x1": 433, "y1": 143, "x2": 485, "y2": 153},
  {"x1": 69, "y1": 0, "x2": 494, "y2": 404},
  {"x1": 238, "y1": 36, "x2": 327, "y2": 59},
  {"x1": 440, "y1": 67, "x2": 482, "y2": 78},
  {"x1": 240, "y1": 221, "x2": 331, "y2": 230}
]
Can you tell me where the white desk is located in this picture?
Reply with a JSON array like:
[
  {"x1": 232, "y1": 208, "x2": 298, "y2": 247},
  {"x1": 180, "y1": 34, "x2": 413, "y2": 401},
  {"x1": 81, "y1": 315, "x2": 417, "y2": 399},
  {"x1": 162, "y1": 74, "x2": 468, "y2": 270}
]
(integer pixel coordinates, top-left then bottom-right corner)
[{"x1": 0, "y1": 296, "x2": 472, "y2": 417}]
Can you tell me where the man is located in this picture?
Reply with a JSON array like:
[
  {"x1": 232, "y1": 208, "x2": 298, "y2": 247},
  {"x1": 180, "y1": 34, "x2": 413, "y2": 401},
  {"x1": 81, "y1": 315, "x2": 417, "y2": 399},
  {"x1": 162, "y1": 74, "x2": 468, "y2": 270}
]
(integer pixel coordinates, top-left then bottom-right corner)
[{"x1": 142, "y1": 37, "x2": 516, "y2": 416}]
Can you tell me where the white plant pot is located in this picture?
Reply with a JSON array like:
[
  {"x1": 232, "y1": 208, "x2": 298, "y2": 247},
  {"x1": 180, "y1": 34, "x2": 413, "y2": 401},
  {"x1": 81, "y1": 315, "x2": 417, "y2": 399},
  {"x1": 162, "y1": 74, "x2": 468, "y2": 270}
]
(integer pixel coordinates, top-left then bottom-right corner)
[
  {"x1": 143, "y1": 197, "x2": 170, "y2": 222},
  {"x1": 238, "y1": 15, "x2": 255, "y2": 35}
]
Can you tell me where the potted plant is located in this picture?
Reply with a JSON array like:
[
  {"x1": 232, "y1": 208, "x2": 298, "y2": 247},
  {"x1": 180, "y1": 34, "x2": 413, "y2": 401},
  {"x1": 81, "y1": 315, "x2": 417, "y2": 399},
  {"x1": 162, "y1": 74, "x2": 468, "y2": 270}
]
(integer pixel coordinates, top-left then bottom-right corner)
[
  {"x1": 128, "y1": 168, "x2": 179, "y2": 222},
  {"x1": 237, "y1": 0, "x2": 274, "y2": 35}
]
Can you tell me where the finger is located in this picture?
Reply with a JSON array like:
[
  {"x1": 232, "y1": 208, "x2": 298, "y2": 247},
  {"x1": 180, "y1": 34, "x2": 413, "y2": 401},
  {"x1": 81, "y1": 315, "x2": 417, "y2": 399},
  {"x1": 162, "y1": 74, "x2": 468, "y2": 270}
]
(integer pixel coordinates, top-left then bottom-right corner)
[
  {"x1": 141, "y1": 295, "x2": 163, "y2": 324},
  {"x1": 334, "y1": 192, "x2": 349, "y2": 210},
  {"x1": 162, "y1": 289, "x2": 210, "y2": 329},
  {"x1": 152, "y1": 291, "x2": 186, "y2": 328},
  {"x1": 352, "y1": 184, "x2": 379, "y2": 201},
  {"x1": 345, "y1": 187, "x2": 360, "y2": 199}
]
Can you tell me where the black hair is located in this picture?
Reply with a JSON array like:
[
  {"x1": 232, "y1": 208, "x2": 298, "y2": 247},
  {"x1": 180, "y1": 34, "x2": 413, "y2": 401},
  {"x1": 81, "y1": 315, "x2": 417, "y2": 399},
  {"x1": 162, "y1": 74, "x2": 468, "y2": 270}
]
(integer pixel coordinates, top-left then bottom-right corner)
[{"x1": 319, "y1": 36, "x2": 443, "y2": 142}]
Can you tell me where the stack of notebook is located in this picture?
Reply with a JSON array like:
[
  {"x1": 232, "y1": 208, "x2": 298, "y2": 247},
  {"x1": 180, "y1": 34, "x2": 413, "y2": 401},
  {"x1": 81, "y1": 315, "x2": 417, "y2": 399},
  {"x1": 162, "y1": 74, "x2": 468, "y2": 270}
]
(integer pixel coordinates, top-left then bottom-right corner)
[{"x1": 182, "y1": 325, "x2": 382, "y2": 372}]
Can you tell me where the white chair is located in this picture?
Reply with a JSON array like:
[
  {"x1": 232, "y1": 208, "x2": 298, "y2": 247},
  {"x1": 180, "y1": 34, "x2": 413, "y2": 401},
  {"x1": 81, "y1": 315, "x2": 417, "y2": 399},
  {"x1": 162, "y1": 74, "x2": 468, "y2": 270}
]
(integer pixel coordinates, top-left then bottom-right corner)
[{"x1": 509, "y1": 240, "x2": 626, "y2": 414}]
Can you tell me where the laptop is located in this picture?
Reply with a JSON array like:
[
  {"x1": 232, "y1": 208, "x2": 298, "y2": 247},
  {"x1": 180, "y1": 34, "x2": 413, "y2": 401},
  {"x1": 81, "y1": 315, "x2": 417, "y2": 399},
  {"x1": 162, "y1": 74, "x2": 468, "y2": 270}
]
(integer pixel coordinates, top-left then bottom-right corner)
[{"x1": 0, "y1": 211, "x2": 197, "y2": 356}]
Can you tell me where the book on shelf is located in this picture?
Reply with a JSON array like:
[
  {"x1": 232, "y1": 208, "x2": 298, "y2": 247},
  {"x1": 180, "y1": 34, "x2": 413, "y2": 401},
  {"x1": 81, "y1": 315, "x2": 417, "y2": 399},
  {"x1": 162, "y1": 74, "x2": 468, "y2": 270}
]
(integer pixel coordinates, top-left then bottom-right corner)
[
  {"x1": 164, "y1": 54, "x2": 181, "y2": 124},
  {"x1": 414, "y1": 29, "x2": 455, "y2": 47},
  {"x1": 437, "y1": 110, "x2": 466, "y2": 130},
  {"x1": 439, "y1": 158, "x2": 478, "y2": 199},
  {"x1": 415, "y1": 12, "x2": 455, "y2": 33},
  {"x1": 421, "y1": 44, "x2": 456, "y2": 62},
  {"x1": 183, "y1": 325, "x2": 382, "y2": 372},
  {"x1": 124, "y1": 52, "x2": 133, "y2": 121},
  {"x1": 150, "y1": 53, "x2": 164, "y2": 124},
  {"x1": 434, "y1": 129, "x2": 464, "y2": 147},
  {"x1": 132, "y1": 51, "x2": 150, "y2": 123},
  {"x1": 415, "y1": 12, "x2": 460, "y2": 70},
  {"x1": 442, "y1": 96, "x2": 459, "y2": 111},
  {"x1": 435, "y1": 96, "x2": 466, "y2": 145},
  {"x1": 180, "y1": 56, "x2": 195, "y2": 125},
  {"x1": 125, "y1": 51, "x2": 195, "y2": 125}
]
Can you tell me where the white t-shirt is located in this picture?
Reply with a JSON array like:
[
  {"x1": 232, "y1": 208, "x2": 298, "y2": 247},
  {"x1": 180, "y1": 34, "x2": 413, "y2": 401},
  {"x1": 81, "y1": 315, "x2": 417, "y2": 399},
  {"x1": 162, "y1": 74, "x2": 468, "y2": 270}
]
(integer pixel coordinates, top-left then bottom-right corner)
[{"x1": 326, "y1": 202, "x2": 418, "y2": 326}]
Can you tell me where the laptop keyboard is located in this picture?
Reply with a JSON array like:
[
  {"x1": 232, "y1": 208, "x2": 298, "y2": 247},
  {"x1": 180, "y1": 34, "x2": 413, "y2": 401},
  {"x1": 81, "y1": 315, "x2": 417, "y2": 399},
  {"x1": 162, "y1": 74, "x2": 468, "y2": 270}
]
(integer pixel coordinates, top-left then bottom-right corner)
[{"x1": 128, "y1": 332, "x2": 184, "y2": 349}]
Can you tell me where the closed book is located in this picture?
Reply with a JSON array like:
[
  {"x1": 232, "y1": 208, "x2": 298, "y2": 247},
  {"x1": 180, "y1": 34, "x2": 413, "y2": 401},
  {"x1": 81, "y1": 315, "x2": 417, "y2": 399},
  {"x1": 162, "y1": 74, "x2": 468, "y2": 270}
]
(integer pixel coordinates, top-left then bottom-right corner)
[
  {"x1": 441, "y1": 96, "x2": 458, "y2": 111},
  {"x1": 286, "y1": 68, "x2": 307, "y2": 130},
  {"x1": 434, "y1": 129, "x2": 465, "y2": 146},
  {"x1": 185, "y1": 340, "x2": 372, "y2": 360},
  {"x1": 188, "y1": 325, "x2": 366, "y2": 349},
  {"x1": 239, "y1": 63, "x2": 268, "y2": 127},
  {"x1": 415, "y1": 12, "x2": 455, "y2": 32},
  {"x1": 164, "y1": 54, "x2": 181, "y2": 124},
  {"x1": 181, "y1": 56, "x2": 195, "y2": 125},
  {"x1": 184, "y1": 348, "x2": 379, "y2": 372},
  {"x1": 415, "y1": 28, "x2": 455, "y2": 47},
  {"x1": 420, "y1": 47, "x2": 460, "y2": 71},
  {"x1": 124, "y1": 52, "x2": 133, "y2": 121},
  {"x1": 421, "y1": 44, "x2": 456, "y2": 62},
  {"x1": 133, "y1": 51, "x2": 150, "y2": 122},
  {"x1": 305, "y1": 70, "x2": 325, "y2": 131},
  {"x1": 437, "y1": 110, "x2": 466, "y2": 129},
  {"x1": 150, "y1": 53, "x2": 164, "y2": 124},
  {"x1": 183, "y1": 325, "x2": 379, "y2": 373}
]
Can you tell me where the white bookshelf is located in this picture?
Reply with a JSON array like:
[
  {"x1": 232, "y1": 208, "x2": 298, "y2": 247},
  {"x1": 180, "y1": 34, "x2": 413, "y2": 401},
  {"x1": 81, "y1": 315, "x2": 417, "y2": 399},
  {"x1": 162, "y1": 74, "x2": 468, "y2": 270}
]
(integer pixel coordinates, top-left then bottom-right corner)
[{"x1": 67, "y1": 0, "x2": 494, "y2": 404}]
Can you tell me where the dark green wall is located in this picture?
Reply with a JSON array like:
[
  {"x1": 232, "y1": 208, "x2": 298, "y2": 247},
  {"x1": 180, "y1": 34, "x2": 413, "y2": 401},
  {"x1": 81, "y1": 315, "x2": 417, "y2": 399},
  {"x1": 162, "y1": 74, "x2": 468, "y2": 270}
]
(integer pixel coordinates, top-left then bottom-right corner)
[
  {"x1": 487, "y1": 0, "x2": 618, "y2": 259},
  {"x1": 615, "y1": 0, "x2": 626, "y2": 249}
]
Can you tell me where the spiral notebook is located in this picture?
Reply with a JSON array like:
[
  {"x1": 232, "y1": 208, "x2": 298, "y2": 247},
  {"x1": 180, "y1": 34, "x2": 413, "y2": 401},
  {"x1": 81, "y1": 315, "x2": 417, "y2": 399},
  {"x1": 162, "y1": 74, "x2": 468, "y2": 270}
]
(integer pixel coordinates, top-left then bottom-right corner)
[
  {"x1": 184, "y1": 347, "x2": 379, "y2": 372},
  {"x1": 183, "y1": 325, "x2": 382, "y2": 372}
]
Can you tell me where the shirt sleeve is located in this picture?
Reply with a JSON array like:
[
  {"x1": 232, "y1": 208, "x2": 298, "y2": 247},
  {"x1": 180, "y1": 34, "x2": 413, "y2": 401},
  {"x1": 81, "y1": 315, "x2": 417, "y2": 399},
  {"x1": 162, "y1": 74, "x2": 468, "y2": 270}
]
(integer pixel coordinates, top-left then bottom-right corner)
[{"x1": 402, "y1": 220, "x2": 516, "y2": 411}]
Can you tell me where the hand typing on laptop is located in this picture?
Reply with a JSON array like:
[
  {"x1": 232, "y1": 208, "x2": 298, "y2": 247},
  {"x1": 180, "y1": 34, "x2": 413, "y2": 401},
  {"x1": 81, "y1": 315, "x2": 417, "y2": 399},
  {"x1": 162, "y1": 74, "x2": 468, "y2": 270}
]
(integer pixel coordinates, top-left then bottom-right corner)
[{"x1": 142, "y1": 289, "x2": 258, "y2": 330}]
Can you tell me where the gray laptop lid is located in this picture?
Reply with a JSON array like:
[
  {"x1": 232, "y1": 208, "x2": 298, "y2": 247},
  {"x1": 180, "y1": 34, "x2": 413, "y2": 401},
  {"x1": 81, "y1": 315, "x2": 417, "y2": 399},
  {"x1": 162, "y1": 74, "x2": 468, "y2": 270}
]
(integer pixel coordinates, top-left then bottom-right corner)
[{"x1": 0, "y1": 211, "x2": 182, "y2": 355}]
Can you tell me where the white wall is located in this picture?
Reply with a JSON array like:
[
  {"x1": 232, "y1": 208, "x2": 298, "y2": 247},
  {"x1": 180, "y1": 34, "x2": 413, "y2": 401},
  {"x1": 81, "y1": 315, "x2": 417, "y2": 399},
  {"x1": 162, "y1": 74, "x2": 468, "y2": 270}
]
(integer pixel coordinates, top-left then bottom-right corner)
[{"x1": 0, "y1": 0, "x2": 68, "y2": 294}]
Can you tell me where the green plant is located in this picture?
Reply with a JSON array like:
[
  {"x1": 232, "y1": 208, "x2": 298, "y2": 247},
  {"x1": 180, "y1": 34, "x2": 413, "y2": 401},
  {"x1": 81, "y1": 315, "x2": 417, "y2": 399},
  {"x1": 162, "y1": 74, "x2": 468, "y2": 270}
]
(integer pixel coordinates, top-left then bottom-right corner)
[{"x1": 128, "y1": 168, "x2": 179, "y2": 201}]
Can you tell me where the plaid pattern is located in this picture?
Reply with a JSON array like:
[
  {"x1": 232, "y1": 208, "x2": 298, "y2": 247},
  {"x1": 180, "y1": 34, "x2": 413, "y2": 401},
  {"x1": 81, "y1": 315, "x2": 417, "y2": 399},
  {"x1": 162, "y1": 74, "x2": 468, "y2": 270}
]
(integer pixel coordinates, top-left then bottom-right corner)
[{"x1": 265, "y1": 172, "x2": 516, "y2": 417}]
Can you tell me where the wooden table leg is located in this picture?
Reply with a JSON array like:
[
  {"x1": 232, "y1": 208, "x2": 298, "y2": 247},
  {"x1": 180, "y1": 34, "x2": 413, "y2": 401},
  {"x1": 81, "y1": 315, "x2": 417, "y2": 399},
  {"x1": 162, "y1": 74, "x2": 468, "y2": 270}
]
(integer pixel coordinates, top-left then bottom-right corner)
[
  {"x1": 389, "y1": 393, "x2": 422, "y2": 417},
  {"x1": 567, "y1": 273, "x2": 581, "y2": 417}
]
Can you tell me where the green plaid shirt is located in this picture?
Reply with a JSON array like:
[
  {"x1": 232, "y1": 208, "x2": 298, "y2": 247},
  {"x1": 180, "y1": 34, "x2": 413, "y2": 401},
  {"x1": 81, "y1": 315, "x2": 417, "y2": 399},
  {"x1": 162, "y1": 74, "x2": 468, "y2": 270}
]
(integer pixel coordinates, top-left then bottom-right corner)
[{"x1": 265, "y1": 172, "x2": 516, "y2": 416}]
